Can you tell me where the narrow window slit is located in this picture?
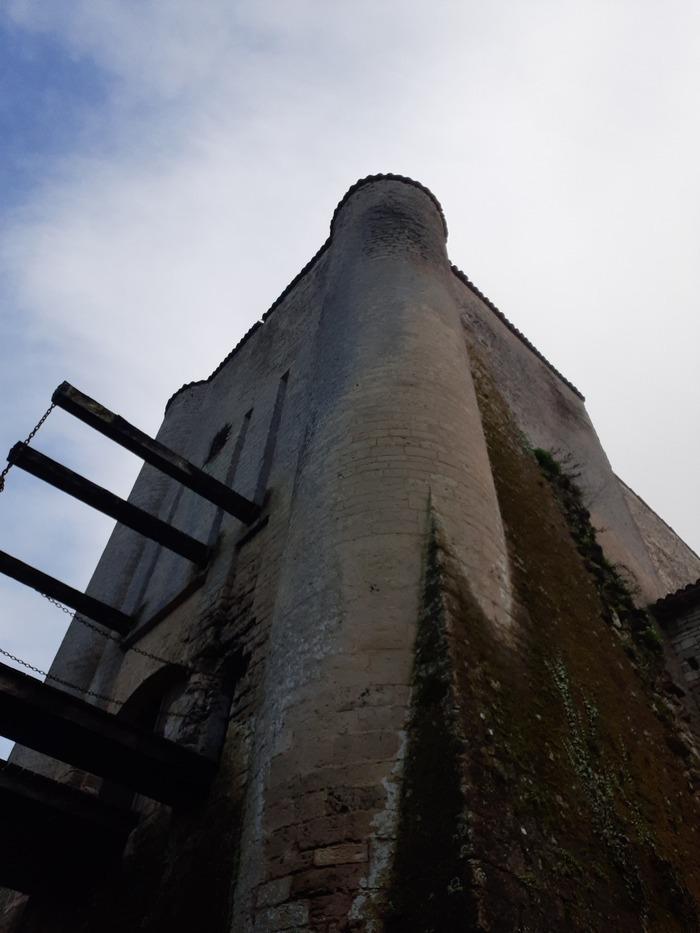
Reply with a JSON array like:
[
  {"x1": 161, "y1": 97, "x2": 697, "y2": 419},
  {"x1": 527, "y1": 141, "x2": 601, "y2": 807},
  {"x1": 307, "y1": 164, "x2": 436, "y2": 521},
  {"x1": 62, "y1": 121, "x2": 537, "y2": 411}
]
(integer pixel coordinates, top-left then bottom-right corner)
[
  {"x1": 255, "y1": 371, "x2": 289, "y2": 505},
  {"x1": 205, "y1": 424, "x2": 232, "y2": 464}
]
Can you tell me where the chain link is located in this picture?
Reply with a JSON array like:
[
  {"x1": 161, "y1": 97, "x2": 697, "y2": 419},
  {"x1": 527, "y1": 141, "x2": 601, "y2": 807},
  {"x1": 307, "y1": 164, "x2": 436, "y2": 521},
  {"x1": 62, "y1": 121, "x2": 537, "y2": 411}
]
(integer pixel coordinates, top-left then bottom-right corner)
[
  {"x1": 0, "y1": 645, "x2": 121, "y2": 706},
  {"x1": 0, "y1": 403, "x2": 121, "y2": 704},
  {"x1": 130, "y1": 641, "x2": 196, "y2": 668},
  {"x1": 0, "y1": 403, "x2": 55, "y2": 492},
  {"x1": 2, "y1": 594, "x2": 200, "y2": 708},
  {"x1": 0, "y1": 402, "x2": 195, "y2": 673},
  {"x1": 44, "y1": 594, "x2": 196, "y2": 671},
  {"x1": 0, "y1": 644, "x2": 190, "y2": 717},
  {"x1": 3, "y1": 600, "x2": 196, "y2": 710},
  {"x1": 25, "y1": 598, "x2": 205, "y2": 713},
  {"x1": 0, "y1": 401, "x2": 205, "y2": 710}
]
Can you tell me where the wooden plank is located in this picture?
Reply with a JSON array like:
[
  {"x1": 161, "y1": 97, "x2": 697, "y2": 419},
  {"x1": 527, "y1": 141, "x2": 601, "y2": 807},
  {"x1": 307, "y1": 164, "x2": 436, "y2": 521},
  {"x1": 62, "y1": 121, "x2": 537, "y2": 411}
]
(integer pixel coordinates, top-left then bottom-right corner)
[
  {"x1": 0, "y1": 661, "x2": 216, "y2": 806},
  {"x1": 0, "y1": 549, "x2": 132, "y2": 635},
  {"x1": 0, "y1": 762, "x2": 136, "y2": 834},
  {"x1": 9, "y1": 442, "x2": 211, "y2": 566},
  {"x1": 53, "y1": 382, "x2": 260, "y2": 524},
  {"x1": 0, "y1": 763, "x2": 136, "y2": 892}
]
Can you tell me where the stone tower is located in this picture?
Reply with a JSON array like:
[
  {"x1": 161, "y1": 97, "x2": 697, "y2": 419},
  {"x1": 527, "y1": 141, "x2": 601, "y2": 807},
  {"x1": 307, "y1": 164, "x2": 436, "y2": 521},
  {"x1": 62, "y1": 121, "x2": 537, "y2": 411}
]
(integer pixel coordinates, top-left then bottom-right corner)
[{"x1": 2, "y1": 175, "x2": 700, "y2": 932}]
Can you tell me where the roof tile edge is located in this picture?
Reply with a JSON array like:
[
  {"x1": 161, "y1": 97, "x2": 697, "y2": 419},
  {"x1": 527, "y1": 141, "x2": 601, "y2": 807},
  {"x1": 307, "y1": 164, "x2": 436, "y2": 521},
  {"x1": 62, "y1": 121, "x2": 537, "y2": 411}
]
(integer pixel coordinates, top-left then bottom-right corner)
[
  {"x1": 652, "y1": 579, "x2": 700, "y2": 618},
  {"x1": 165, "y1": 173, "x2": 583, "y2": 411}
]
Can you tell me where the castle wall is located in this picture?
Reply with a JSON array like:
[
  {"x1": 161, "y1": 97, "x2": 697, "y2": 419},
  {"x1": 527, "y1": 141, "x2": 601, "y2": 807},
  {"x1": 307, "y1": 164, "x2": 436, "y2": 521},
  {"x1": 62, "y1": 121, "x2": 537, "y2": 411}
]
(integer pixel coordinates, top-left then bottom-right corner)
[
  {"x1": 619, "y1": 477, "x2": 700, "y2": 594},
  {"x1": 8, "y1": 174, "x2": 700, "y2": 932},
  {"x1": 452, "y1": 274, "x2": 677, "y2": 602},
  {"x1": 231, "y1": 178, "x2": 513, "y2": 931},
  {"x1": 664, "y1": 601, "x2": 700, "y2": 705},
  {"x1": 10, "y1": 225, "x2": 330, "y2": 782}
]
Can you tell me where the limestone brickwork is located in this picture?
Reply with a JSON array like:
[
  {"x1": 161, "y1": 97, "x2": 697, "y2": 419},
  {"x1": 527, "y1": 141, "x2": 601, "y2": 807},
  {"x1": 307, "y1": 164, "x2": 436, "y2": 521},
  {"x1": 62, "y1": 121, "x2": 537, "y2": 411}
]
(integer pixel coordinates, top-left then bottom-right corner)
[
  {"x1": 654, "y1": 582, "x2": 700, "y2": 705},
  {"x1": 5, "y1": 175, "x2": 700, "y2": 932},
  {"x1": 620, "y1": 477, "x2": 700, "y2": 596}
]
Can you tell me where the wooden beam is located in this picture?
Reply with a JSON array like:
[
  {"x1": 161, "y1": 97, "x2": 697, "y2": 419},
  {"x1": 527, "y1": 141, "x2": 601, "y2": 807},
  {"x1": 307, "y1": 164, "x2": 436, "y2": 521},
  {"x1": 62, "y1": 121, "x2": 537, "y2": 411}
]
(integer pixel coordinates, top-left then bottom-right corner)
[
  {"x1": 0, "y1": 762, "x2": 136, "y2": 893},
  {"x1": 0, "y1": 662, "x2": 216, "y2": 806},
  {"x1": 0, "y1": 549, "x2": 132, "y2": 635},
  {"x1": 53, "y1": 382, "x2": 260, "y2": 524},
  {"x1": 8, "y1": 443, "x2": 211, "y2": 566}
]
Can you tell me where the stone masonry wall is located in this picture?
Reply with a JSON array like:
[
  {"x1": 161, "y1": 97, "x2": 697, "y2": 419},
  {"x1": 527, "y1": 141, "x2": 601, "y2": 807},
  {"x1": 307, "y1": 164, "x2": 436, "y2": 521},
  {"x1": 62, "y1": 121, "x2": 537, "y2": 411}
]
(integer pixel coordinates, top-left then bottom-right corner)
[
  {"x1": 230, "y1": 178, "x2": 513, "y2": 932},
  {"x1": 454, "y1": 273, "x2": 673, "y2": 602},
  {"x1": 7, "y1": 174, "x2": 700, "y2": 932},
  {"x1": 662, "y1": 599, "x2": 700, "y2": 706},
  {"x1": 619, "y1": 477, "x2": 700, "y2": 596}
]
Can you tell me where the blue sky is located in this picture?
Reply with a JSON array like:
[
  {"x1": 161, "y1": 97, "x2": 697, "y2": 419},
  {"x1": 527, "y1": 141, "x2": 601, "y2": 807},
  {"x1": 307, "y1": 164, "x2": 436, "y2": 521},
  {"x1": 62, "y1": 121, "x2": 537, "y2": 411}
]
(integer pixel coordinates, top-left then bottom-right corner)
[
  {"x1": 0, "y1": 19, "x2": 111, "y2": 208},
  {"x1": 1, "y1": 0, "x2": 700, "y2": 760}
]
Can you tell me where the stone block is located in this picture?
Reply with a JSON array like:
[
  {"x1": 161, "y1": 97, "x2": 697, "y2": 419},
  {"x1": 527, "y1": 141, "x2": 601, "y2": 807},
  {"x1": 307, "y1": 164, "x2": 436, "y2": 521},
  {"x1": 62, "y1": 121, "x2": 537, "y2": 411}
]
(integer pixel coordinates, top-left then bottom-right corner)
[
  {"x1": 256, "y1": 876, "x2": 293, "y2": 909},
  {"x1": 291, "y1": 863, "x2": 366, "y2": 898},
  {"x1": 333, "y1": 730, "x2": 400, "y2": 763},
  {"x1": 312, "y1": 843, "x2": 368, "y2": 867},
  {"x1": 254, "y1": 900, "x2": 309, "y2": 932}
]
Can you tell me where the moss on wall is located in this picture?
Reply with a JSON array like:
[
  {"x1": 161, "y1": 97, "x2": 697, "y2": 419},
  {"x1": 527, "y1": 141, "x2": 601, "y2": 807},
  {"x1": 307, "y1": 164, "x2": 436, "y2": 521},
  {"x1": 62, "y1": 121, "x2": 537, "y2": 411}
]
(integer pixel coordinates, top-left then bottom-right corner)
[
  {"x1": 387, "y1": 360, "x2": 700, "y2": 931},
  {"x1": 384, "y1": 526, "x2": 479, "y2": 932}
]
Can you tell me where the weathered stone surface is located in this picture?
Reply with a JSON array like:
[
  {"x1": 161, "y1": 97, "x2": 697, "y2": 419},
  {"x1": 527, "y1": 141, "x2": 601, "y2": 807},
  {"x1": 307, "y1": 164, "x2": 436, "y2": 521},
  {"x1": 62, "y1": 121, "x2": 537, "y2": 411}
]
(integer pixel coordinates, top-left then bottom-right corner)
[
  {"x1": 254, "y1": 900, "x2": 308, "y2": 932},
  {"x1": 312, "y1": 844, "x2": 368, "y2": 867},
  {"x1": 621, "y1": 477, "x2": 700, "y2": 595},
  {"x1": 255, "y1": 877, "x2": 292, "y2": 909},
  {"x1": 5, "y1": 174, "x2": 700, "y2": 932}
]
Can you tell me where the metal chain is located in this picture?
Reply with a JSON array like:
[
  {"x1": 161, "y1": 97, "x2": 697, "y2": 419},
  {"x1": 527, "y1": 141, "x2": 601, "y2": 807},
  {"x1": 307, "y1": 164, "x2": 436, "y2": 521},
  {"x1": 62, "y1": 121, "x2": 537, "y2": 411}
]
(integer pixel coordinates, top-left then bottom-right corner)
[
  {"x1": 43, "y1": 594, "x2": 196, "y2": 672},
  {"x1": 0, "y1": 400, "x2": 206, "y2": 710},
  {"x1": 0, "y1": 404, "x2": 123, "y2": 705},
  {"x1": 4, "y1": 604, "x2": 197, "y2": 711},
  {"x1": 0, "y1": 644, "x2": 190, "y2": 717},
  {"x1": 130, "y1": 640, "x2": 196, "y2": 669},
  {"x1": 1, "y1": 401, "x2": 197, "y2": 672},
  {"x1": 26, "y1": 599, "x2": 205, "y2": 713},
  {"x1": 0, "y1": 403, "x2": 55, "y2": 492},
  {"x1": 0, "y1": 645, "x2": 121, "y2": 706}
]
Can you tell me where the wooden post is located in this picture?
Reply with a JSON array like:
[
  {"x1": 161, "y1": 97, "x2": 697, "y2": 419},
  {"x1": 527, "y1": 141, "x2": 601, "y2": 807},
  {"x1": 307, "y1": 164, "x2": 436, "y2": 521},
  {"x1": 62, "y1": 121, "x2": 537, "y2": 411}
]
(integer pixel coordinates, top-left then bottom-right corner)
[
  {"x1": 8, "y1": 443, "x2": 211, "y2": 566},
  {"x1": 0, "y1": 762, "x2": 137, "y2": 892},
  {"x1": 0, "y1": 661, "x2": 216, "y2": 806},
  {"x1": 53, "y1": 382, "x2": 260, "y2": 524},
  {"x1": 0, "y1": 550, "x2": 132, "y2": 635}
]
